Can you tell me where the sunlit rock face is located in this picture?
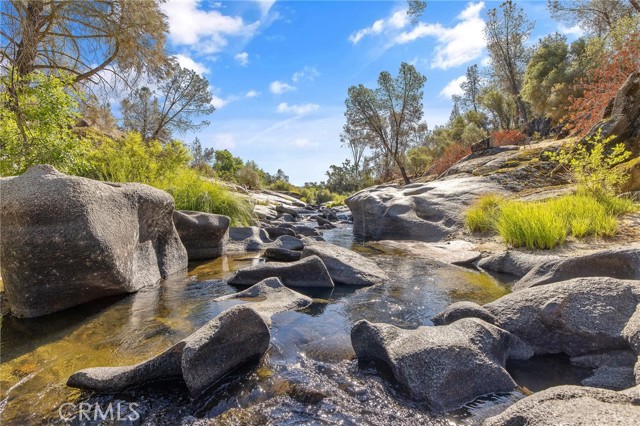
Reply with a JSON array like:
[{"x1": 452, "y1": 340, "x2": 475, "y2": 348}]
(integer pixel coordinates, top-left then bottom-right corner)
[
  {"x1": 174, "y1": 210, "x2": 230, "y2": 260},
  {"x1": 0, "y1": 164, "x2": 187, "y2": 318}
]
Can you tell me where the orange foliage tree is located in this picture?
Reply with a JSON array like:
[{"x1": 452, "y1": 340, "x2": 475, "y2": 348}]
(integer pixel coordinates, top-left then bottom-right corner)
[
  {"x1": 491, "y1": 129, "x2": 527, "y2": 146},
  {"x1": 430, "y1": 144, "x2": 471, "y2": 176},
  {"x1": 566, "y1": 32, "x2": 640, "y2": 136}
]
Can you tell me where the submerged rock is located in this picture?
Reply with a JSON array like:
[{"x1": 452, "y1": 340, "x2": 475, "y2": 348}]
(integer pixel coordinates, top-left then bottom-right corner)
[
  {"x1": 484, "y1": 277, "x2": 640, "y2": 356},
  {"x1": 483, "y1": 385, "x2": 640, "y2": 426},
  {"x1": 68, "y1": 305, "x2": 269, "y2": 397},
  {"x1": 173, "y1": 210, "x2": 230, "y2": 260},
  {"x1": 351, "y1": 318, "x2": 533, "y2": 411},
  {"x1": 301, "y1": 242, "x2": 388, "y2": 286},
  {"x1": 0, "y1": 165, "x2": 187, "y2": 318},
  {"x1": 514, "y1": 248, "x2": 640, "y2": 290},
  {"x1": 345, "y1": 177, "x2": 504, "y2": 242},
  {"x1": 227, "y1": 255, "x2": 334, "y2": 288},
  {"x1": 213, "y1": 277, "x2": 312, "y2": 322}
]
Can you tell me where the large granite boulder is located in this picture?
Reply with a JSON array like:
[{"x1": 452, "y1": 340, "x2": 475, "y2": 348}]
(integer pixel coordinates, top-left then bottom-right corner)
[
  {"x1": 227, "y1": 256, "x2": 334, "y2": 288},
  {"x1": 173, "y1": 210, "x2": 230, "y2": 260},
  {"x1": 351, "y1": 318, "x2": 533, "y2": 411},
  {"x1": 484, "y1": 277, "x2": 640, "y2": 356},
  {"x1": 228, "y1": 226, "x2": 272, "y2": 252},
  {"x1": 483, "y1": 385, "x2": 640, "y2": 426},
  {"x1": 213, "y1": 277, "x2": 312, "y2": 323},
  {"x1": 0, "y1": 165, "x2": 187, "y2": 318},
  {"x1": 477, "y1": 251, "x2": 560, "y2": 278},
  {"x1": 345, "y1": 177, "x2": 504, "y2": 241},
  {"x1": 431, "y1": 301, "x2": 497, "y2": 326},
  {"x1": 301, "y1": 242, "x2": 388, "y2": 286},
  {"x1": 264, "y1": 248, "x2": 302, "y2": 262},
  {"x1": 68, "y1": 305, "x2": 269, "y2": 397},
  {"x1": 515, "y1": 248, "x2": 640, "y2": 290}
]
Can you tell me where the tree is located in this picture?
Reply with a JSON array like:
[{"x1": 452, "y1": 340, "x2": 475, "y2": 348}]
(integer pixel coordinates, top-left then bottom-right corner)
[
  {"x1": 344, "y1": 62, "x2": 427, "y2": 184},
  {"x1": 484, "y1": 0, "x2": 534, "y2": 126},
  {"x1": 407, "y1": 0, "x2": 427, "y2": 24},
  {"x1": 213, "y1": 149, "x2": 243, "y2": 181},
  {"x1": 461, "y1": 64, "x2": 482, "y2": 113},
  {"x1": 0, "y1": 0, "x2": 169, "y2": 84},
  {"x1": 480, "y1": 87, "x2": 516, "y2": 130},
  {"x1": 189, "y1": 137, "x2": 215, "y2": 172},
  {"x1": 80, "y1": 94, "x2": 118, "y2": 134},
  {"x1": 547, "y1": 0, "x2": 636, "y2": 37},
  {"x1": 406, "y1": 146, "x2": 432, "y2": 177},
  {"x1": 521, "y1": 34, "x2": 583, "y2": 123},
  {"x1": 121, "y1": 63, "x2": 216, "y2": 143}
]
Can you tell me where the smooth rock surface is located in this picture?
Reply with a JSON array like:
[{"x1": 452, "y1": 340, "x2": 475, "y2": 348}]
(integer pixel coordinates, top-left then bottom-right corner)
[
  {"x1": 431, "y1": 301, "x2": 496, "y2": 326},
  {"x1": 0, "y1": 165, "x2": 187, "y2": 318},
  {"x1": 376, "y1": 240, "x2": 482, "y2": 265},
  {"x1": 484, "y1": 277, "x2": 640, "y2": 356},
  {"x1": 173, "y1": 210, "x2": 230, "y2": 260},
  {"x1": 264, "y1": 248, "x2": 302, "y2": 262},
  {"x1": 68, "y1": 305, "x2": 269, "y2": 397},
  {"x1": 351, "y1": 318, "x2": 533, "y2": 411},
  {"x1": 227, "y1": 256, "x2": 334, "y2": 288},
  {"x1": 582, "y1": 366, "x2": 637, "y2": 391},
  {"x1": 623, "y1": 305, "x2": 640, "y2": 354},
  {"x1": 477, "y1": 251, "x2": 560, "y2": 278},
  {"x1": 515, "y1": 248, "x2": 640, "y2": 290},
  {"x1": 301, "y1": 242, "x2": 388, "y2": 286},
  {"x1": 346, "y1": 177, "x2": 504, "y2": 242},
  {"x1": 483, "y1": 385, "x2": 640, "y2": 426}
]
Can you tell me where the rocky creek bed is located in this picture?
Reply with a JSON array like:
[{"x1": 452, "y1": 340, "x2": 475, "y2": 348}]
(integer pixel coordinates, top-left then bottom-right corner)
[{"x1": 0, "y1": 226, "x2": 600, "y2": 426}]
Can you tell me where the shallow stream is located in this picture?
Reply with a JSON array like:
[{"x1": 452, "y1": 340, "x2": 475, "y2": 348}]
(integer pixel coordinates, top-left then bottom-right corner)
[{"x1": 0, "y1": 226, "x2": 591, "y2": 425}]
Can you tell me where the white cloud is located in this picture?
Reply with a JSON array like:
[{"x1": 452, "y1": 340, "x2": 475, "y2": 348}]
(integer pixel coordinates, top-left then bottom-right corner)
[
  {"x1": 292, "y1": 65, "x2": 319, "y2": 82},
  {"x1": 277, "y1": 102, "x2": 319, "y2": 116},
  {"x1": 349, "y1": 9, "x2": 412, "y2": 44},
  {"x1": 173, "y1": 54, "x2": 209, "y2": 75},
  {"x1": 210, "y1": 94, "x2": 231, "y2": 109},
  {"x1": 213, "y1": 133, "x2": 237, "y2": 149},
  {"x1": 256, "y1": 0, "x2": 277, "y2": 16},
  {"x1": 291, "y1": 138, "x2": 319, "y2": 148},
  {"x1": 558, "y1": 24, "x2": 585, "y2": 38},
  {"x1": 394, "y1": 2, "x2": 486, "y2": 69},
  {"x1": 162, "y1": 0, "x2": 260, "y2": 54},
  {"x1": 440, "y1": 75, "x2": 466, "y2": 98},
  {"x1": 349, "y1": 19, "x2": 386, "y2": 44},
  {"x1": 245, "y1": 90, "x2": 261, "y2": 98},
  {"x1": 270, "y1": 80, "x2": 296, "y2": 94},
  {"x1": 234, "y1": 51, "x2": 249, "y2": 66}
]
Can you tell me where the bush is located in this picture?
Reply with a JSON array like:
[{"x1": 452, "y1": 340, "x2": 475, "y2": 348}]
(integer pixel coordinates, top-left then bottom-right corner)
[
  {"x1": 491, "y1": 129, "x2": 527, "y2": 147},
  {"x1": 466, "y1": 192, "x2": 635, "y2": 250},
  {"x1": 430, "y1": 144, "x2": 471, "y2": 176},
  {"x1": 546, "y1": 129, "x2": 631, "y2": 196},
  {"x1": 327, "y1": 194, "x2": 347, "y2": 208},
  {"x1": 316, "y1": 188, "x2": 334, "y2": 204},
  {"x1": 270, "y1": 180, "x2": 294, "y2": 192}
]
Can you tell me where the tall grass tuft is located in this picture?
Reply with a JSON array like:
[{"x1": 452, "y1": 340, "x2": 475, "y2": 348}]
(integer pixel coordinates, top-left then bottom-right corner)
[{"x1": 466, "y1": 192, "x2": 636, "y2": 250}]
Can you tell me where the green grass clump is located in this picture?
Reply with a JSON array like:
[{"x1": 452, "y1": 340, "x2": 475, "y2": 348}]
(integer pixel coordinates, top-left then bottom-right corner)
[
  {"x1": 159, "y1": 168, "x2": 255, "y2": 226},
  {"x1": 466, "y1": 192, "x2": 636, "y2": 250},
  {"x1": 465, "y1": 194, "x2": 504, "y2": 232}
]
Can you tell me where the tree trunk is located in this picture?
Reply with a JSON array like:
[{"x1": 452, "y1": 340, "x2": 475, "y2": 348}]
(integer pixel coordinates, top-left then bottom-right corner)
[{"x1": 394, "y1": 155, "x2": 411, "y2": 185}]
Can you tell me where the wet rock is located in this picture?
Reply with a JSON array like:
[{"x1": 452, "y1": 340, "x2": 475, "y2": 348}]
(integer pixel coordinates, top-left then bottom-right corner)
[
  {"x1": 351, "y1": 318, "x2": 533, "y2": 411},
  {"x1": 346, "y1": 177, "x2": 504, "y2": 242},
  {"x1": 301, "y1": 242, "x2": 388, "y2": 286},
  {"x1": 477, "y1": 251, "x2": 560, "y2": 278},
  {"x1": 264, "y1": 227, "x2": 296, "y2": 239},
  {"x1": 278, "y1": 213, "x2": 296, "y2": 223},
  {"x1": 227, "y1": 255, "x2": 334, "y2": 288},
  {"x1": 264, "y1": 248, "x2": 302, "y2": 262},
  {"x1": 276, "y1": 204, "x2": 301, "y2": 218},
  {"x1": 290, "y1": 225, "x2": 322, "y2": 237},
  {"x1": 0, "y1": 165, "x2": 187, "y2": 318},
  {"x1": 228, "y1": 226, "x2": 273, "y2": 252},
  {"x1": 483, "y1": 385, "x2": 640, "y2": 426},
  {"x1": 623, "y1": 305, "x2": 640, "y2": 354},
  {"x1": 484, "y1": 277, "x2": 640, "y2": 356},
  {"x1": 515, "y1": 248, "x2": 640, "y2": 290},
  {"x1": 376, "y1": 240, "x2": 481, "y2": 266},
  {"x1": 271, "y1": 235, "x2": 304, "y2": 251},
  {"x1": 317, "y1": 216, "x2": 336, "y2": 228},
  {"x1": 431, "y1": 301, "x2": 496, "y2": 326},
  {"x1": 213, "y1": 277, "x2": 312, "y2": 321},
  {"x1": 173, "y1": 211, "x2": 230, "y2": 260},
  {"x1": 68, "y1": 305, "x2": 269, "y2": 397}
]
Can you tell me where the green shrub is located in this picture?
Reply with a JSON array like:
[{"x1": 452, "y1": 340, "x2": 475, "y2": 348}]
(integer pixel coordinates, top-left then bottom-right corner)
[
  {"x1": 316, "y1": 188, "x2": 334, "y2": 204},
  {"x1": 466, "y1": 192, "x2": 635, "y2": 250},
  {"x1": 327, "y1": 194, "x2": 347, "y2": 208},
  {"x1": 270, "y1": 180, "x2": 293, "y2": 192}
]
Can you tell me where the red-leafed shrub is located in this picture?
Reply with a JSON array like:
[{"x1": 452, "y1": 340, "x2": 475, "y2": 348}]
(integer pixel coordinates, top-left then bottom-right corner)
[
  {"x1": 430, "y1": 144, "x2": 471, "y2": 175},
  {"x1": 491, "y1": 129, "x2": 527, "y2": 147},
  {"x1": 566, "y1": 32, "x2": 640, "y2": 136}
]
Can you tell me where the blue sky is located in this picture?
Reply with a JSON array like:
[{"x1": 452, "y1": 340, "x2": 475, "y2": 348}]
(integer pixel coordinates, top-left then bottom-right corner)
[{"x1": 161, "y1": 0, "x2": 584, "y2": 185}]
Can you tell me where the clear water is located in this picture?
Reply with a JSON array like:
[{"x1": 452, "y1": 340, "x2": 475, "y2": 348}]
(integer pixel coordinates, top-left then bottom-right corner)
[{"x1": 0, "y1": 226, "x2": 589, "y2": 425}]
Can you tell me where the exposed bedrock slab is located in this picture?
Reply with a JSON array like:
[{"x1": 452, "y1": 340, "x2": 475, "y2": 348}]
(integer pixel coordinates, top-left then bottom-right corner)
[
  {"x1": 227, "y1": 255, "x2": 334, "y2": 288},
  {"x1": 0, "y1": 165, "x2": 187, "y2": 318},
  {"x1": 301, "y1": 242, "x2": 388, "y2": 286},
  {"x1": 514, "y1": 248, "x2": 640, "y2": 290},
  {"x1": 345, "y1": 177, "x2": 504, "y2": 242},
  {"x1": 173, "y1": 210, "x2": 230, "y2": 260},
  {"x1": 351, "y1": 318, "x2": 533, "y2": 411},
  {"x1": 68, "y1": 305, "x2": 269, "y2": 397},
  {"x1": 483, "y1": 385, "x2": 640, "y2": 426}
]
